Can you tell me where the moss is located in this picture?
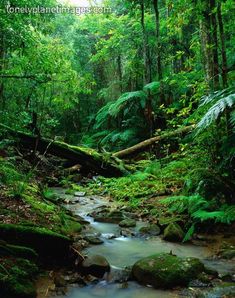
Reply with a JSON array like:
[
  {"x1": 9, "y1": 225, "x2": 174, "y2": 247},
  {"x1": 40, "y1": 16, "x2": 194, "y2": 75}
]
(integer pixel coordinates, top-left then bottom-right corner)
[
  {"x1": 119, "y1": 219, "x2": 136, "y2": 227},
  {"x1": 61, "y1": 219, "x2": 82, "y2": 235},
  {"x1": 163, "y1": 222, "x2": 185, "y2": 242},
  {"x1": 0, "y1": 257, "x2": 38, "y2": 298},
  {"x1": 0, "y1": 242, "x2": 38, "y2": 260},
  {"x1": 132, "y1": 253, "x2": 205, "y2": 289},
  {"x1": 0, "y1": 223, "x2": 71, "y2": 262},
  {"x1": 59, "y1": 141, "x2": 102, "y2": 160},
  {"x1": 22, "y1": 185, "x2": 56, "y2": 214},
  {"x1": 139, "y1": 224, "x2": 161, "y2": 236}
]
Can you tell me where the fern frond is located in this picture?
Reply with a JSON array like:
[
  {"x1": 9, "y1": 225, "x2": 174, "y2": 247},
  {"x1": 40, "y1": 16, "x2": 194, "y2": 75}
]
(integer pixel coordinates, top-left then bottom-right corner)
[
  {"x1": 196, "y1": 91, "x2": 235, "y2": 132},
  {"x1": 94, "y1": 101, "x2": 114, "y2": 129},
  {"x1": 161, "y1": 195, "x2": 209, "y2": 215},
  {"x1": 108, "y1": 91, "x2": 147, "y2": 117},
  {"x1": 143, "y1": 81, "x2": 160, "y2": 96},
  {"x1": 229, "y1": 110, "x2": 235, "y2": 128},
  {"x1": 183, "y1": 224, "x2": 195, "y2": 242},
  {"x1": 192, "y1": 205, "x2": 235, "y2": 224},
  {"x1": 199, "y1": 86, "x2": 235, "y2": 106}
]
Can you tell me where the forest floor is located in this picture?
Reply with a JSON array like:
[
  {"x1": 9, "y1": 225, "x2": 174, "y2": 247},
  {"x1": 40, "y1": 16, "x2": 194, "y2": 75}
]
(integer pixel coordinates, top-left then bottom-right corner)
[{"x1": 0, "y1": 149, "x2": 235, "y2": 298}]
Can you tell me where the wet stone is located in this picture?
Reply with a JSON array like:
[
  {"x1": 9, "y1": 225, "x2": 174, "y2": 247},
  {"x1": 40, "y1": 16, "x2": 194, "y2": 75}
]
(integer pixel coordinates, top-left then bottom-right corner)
[
  {"x1": 119, "y1": 219, "x2": 136, "y2": 228},
  {"x1": 81, "y1": 255, "x2": 110, "y2": 278},
  {"x1": 74, "y1": 192, "x2": 86, "y2": 197},
  {"x1": 84, "y1": 235, "x2": 104, "y2": 245}
]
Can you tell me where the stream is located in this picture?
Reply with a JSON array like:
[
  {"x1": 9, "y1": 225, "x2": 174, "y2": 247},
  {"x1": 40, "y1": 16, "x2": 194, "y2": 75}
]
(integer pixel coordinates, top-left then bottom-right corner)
[{"x1": 52, "y1": 188, "x2": 235, "y2": 298}]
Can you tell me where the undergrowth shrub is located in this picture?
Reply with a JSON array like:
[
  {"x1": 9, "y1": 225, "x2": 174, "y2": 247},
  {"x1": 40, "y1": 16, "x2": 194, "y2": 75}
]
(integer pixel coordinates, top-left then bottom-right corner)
[
  {"x1": 161, "y1": 195, "x2": 235, "y2": 241},
  {"x1": 0, "y1": 159, "x2": 29, "y2": 198}
]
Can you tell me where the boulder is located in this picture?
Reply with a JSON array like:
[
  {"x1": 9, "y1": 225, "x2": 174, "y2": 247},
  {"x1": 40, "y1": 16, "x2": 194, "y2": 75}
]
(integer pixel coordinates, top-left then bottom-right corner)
[
  {"x1": 81, "y1": 255, "x2": 110, "y2": 278},
  {"x1": 119, "y1": 219, "x2": 136, "y2": 228},
  {"x1": 110, "y1": 266, "x2": 132, "y2": 282},
  {"x1": 120, "y1": 228, "x2": 135, "y2": 237},
  {"x1": 132, "y1": 253, "x2": 205, "y2": 288},
  {"x1": 84, "y1": 235, "x2": 104, "y2": 245},
  {"x1": 163, "y1": 223, "x2": 184, "y2": 242},
  {"x1": 94, "y1": 210, "x2": 125, "y2": 224},
  {"x1": 139, "y1": 224, "x2": 161, "y2": 236}
]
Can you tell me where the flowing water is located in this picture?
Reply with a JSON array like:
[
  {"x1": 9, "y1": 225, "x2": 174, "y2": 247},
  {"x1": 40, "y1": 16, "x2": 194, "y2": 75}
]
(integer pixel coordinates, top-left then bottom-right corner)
[{"x1": 53, "y1": 188, "x2": 235, "y2": 298}]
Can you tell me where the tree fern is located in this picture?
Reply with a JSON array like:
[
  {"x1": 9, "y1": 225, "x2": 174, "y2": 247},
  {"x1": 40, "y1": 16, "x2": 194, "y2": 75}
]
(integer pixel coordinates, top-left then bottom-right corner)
[
  {"x1": 94, "y1": 101, "x2": 114, "y2": 129},
  {"x1": 143, "y1": 81, "x2": 160, "y2": 95},
  {"x1": 108, "y1": 91, "x2": 147, "y2": 117}
]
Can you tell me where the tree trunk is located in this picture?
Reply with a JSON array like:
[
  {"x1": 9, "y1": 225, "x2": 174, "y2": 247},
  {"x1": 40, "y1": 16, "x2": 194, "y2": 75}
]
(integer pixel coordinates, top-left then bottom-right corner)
[
  {"x1": 217, "y1": 1, "x2": 228, "y2": 88},
  {"x1": 140, "y1": 0, "x2": 150, "y2": 85},
  {"x1": 199, "y1": 1, "x2": 214, "y2": 90},
  {"x1": 117, "y1": 55, "x2": 123, "y2": 93},
  {"x1": 114, "y1": 125, "x2": 195, "y2": 158},
  {"x1": 209, "y1": 0, "x2": 220, "y2": 90},
  {"x1": 0, "y1": 123, "x2": 126, "y2": 177},
  {"x1": 153, "y1": 0, "x2": 162, "y2": 80},
  {"x1": 0, "y1": 31, "x2": 6, "y2": 109}
]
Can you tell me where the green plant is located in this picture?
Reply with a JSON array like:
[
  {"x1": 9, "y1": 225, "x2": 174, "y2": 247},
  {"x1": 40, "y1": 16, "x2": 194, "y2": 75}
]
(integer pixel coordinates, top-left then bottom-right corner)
[
  {"x1": 192, "y1": 205, "x2": 235, "y2": 224},
  {"x1": 196, "y1": 86, "x2": 235, "y2": 133},
  {"x1": 161, "y1": 195, "x2": 235, "y2": 241}
]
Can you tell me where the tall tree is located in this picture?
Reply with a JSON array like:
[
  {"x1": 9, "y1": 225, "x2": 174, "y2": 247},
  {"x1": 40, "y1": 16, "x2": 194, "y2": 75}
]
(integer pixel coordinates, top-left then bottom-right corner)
[
  {"x1": 217, "y1": 0, "x2": 228, "y2": 88},
  {"x1": 209, "y1": 0, "x2": 220, "y2": 90},
  {"x1": 152, "y1": 0, "x2": 162, "y2": 80},
  {"x1": 140, "y1": 0, "x2": 151, "y2": 84}
]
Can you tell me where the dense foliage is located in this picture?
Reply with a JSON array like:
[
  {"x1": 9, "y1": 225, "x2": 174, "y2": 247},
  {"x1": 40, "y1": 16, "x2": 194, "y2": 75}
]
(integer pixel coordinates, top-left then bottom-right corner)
[{"x1": 0, "y1": 0, "x2": 235, "y2": 237}]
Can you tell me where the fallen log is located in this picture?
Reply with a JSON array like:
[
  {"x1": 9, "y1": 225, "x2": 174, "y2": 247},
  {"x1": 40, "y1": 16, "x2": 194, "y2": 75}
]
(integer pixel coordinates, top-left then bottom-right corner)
[
  {"x1": 0, "y1": 124, "x2": 126, "y2": 177},
  {"x1": 114, "y1": 125, "x2": 195, "y2": 159}
]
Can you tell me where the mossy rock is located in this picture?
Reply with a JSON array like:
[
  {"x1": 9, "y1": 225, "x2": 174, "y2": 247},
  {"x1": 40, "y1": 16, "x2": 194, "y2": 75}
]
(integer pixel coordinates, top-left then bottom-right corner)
[
  {"x1": 139, "y1": 224, "x2": 161, "y2": 236},
  {"x1": 119, "y1": 219, "x2": 136, "y2": 228},
  {"x1": 84, "y1": 235, "x2": 104, "y2": 245},
  {"x1": 0, "y1": 257, "x2": 38, "y2": 298},
  {"x1": 94, "y1": 210, "x2": 125, "y2": 224},
  {"x1": 132, "y1": 253, "x2": 205, "y2": 288},
  {"x1": 61, "y1": 219, "x2": 82, "y2": 235},
  {"x1": 163, "y1": 222, "x2": 184, "y2": 242},
  {"x1": 0, "y1": 242, "x2": 38, "y2": 260},
  {"x1": 0, "y1": 224, "x2": 71, "y2": 263},
  {"x1": 81, "y1": 255, "x2": 110, "y2": 278}
]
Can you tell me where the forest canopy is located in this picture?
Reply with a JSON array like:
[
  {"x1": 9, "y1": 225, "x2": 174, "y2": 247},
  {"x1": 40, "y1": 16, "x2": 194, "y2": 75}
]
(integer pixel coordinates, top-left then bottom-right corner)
[{"x1": 0, "y1": 0, "x2": 234, "y2": 147}]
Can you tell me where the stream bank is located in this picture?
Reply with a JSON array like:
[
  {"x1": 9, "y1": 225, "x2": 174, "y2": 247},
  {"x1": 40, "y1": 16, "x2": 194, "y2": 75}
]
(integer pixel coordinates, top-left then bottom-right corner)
[{"x1": 48, "y1": 188, "x2": 235, "y2": 298}]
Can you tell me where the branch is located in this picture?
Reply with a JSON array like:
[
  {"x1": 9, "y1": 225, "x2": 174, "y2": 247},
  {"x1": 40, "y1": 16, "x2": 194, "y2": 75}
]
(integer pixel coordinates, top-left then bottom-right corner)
[{"x1": 114, "y1": 125, "x2": 195, "y2": 158}]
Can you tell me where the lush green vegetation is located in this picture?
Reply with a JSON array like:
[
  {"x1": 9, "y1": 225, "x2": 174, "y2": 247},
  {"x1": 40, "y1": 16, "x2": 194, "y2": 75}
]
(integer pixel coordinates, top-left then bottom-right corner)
[
  {"x1": 0, "y1": 0, "x2": 234, "y2": 237},
  {"x1": 0, "y1": 0, "x2": 235, "y2": 296}
]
